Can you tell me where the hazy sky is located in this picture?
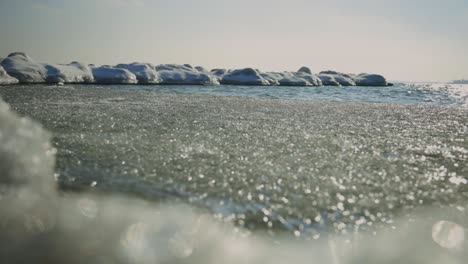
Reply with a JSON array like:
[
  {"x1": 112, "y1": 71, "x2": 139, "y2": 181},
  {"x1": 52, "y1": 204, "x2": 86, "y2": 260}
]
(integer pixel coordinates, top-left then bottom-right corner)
[{"x1": 0, "y1": 0, "x2": 467, "y2": 81}]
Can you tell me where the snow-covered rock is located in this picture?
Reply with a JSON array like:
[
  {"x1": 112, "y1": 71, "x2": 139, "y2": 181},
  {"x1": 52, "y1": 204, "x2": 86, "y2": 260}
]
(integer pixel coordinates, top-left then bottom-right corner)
[
  {"x1": 195, "y1": 66, "x2": 209, "y2": 73},
  {"x1": 295, "y1": 67, "x2": 323, "y2": 86},
  {"x1": 155, "y1": 64, "x2": 219, "y2": 85},
  {"x1": 91, "y1": 66, "x2": 138, "y2": 84},
  {"x1": 0, "y1": 66, "x2": 19, "y2": 85},
  {"x1": 319, "y1": 71, "x2": 356, "y2": 86},
  {"x1": 115, "y1": 63, "x2": 160, "y2": 84},
  {"x1": 211, "y1": 68, "x2": 230, "y2": 77},
  {"x1": 298, "y1": 66, "x2": 312, "y2": 75},
  {"x1": 0, "y1": 52, "x2": 47, "y2": 83},
  {"x1": 44, "y1": 62, "x2": 94, "y2": 84},
  {"x1": 353, "y1": 73, "x2": 388, "y2": 86},
  {"x1": 317, "y1": 74, "x2": 341, "y2": 86},
  {"x1": 261, "y1": 72, "x2": 311, "y2": 86},
  {"x1": 221, "y1": 68, "x2": 271, "y2": 86}
]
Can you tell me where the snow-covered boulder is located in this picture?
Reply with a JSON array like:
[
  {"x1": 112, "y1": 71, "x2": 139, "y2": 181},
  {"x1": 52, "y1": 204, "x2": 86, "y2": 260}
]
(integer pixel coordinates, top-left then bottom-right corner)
[
  {"x1": 354, "y1": 73, "x2": 388, "y2": 86},
  {"x1": 155, "y1": 64, "x2": 219, "y2": 85},
  {"x1": 91, "y1": 66, "x2": 138, "y2": 84},
  {"x1": 115, "y1": 63, "x2": 160, "y2": 84},
  {"x1": 0, "y1": 52, "x2": 47, "y2": 83},
  {"x1": 195, "y1": 66, "x2": 209, "y2": 73},
  {"x1": 317, "y1": 74, "x2": 341, "y2": 86},
  {"x1": 319, "y1": 71, "x2": 356, "y2": 86},
  {"x1": 211, "y1": 68, "x2": 230, "y2": 77},
  {"x1": 0, "y1": 66, "x2": 19, "y2": 85},
  {"x1": 221, "y1": 68, "x2": 271, "y2": 86},
  {"x1": 261, "y1": 72, "x2": 311, "y2": 86},
  {"x1": 44, "y1": 62, "x2": 94, "y2": 84},
  {"x1": 295, "y1": 67, "x2": 322, "y2": 86},
  {"x1": 298, "y1": 66, "x2": 312, "y2": 75}
]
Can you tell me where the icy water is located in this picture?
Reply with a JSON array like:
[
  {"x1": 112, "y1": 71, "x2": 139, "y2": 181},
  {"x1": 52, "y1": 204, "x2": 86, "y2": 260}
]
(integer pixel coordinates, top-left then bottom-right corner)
[
  {"x1": 0, "y1": 83, "x2": 467, "y2": 263},
  {"x1": 107, "y1": 82, "x2": 467, "y2": 106}
]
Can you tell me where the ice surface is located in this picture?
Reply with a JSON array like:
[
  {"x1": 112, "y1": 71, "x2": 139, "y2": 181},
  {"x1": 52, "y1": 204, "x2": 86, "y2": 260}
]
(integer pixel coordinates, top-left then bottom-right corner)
[
  {"x1": 155, "y1": 64, "x2": 219, "y2": 85},
  {"x1": 0, "y1": 65, "x2": 18, "y2": 85},
  {"x1": 44, "y1": 62, "x2": 94, "y2": 84},
  {"x1": 115, "y1": 63, "x2": 161, "y2": 84},
  {"x1": 0, "y1": 52, "x2": 47, "y2": 83},
  {"x1": 91, "y1": 66, "x2": 138, "y2": 84},
  {"x1": 221, "y1": 68, "x2": 271, "y2": 85},
  {"x1": 0, "y1": 88, "x2": 467, "y2": 263}
]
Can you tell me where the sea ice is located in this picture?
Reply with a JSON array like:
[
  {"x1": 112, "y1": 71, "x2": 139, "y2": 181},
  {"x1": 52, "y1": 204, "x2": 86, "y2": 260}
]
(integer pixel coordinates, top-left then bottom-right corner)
[
  {"x1": 115, "y1": 63, "x2": 161, "y2": 84},
  {"x1": 44, "y1": 62, "x2": 94, "y2": 84},
  {"x1": 155, "y1": 64, "x2": 219, "y2": 85},
  {"x1": 91, "y1": 66, "x2": 138, "y2": 84},
  {"x1": 0, "y1": 52, "x2": 47, "y2": 83},
  {"x1": 221, "y1": 68, "x2": 271, "y2": 86},
  {"x1": 0, "y1": 66, "x2": 18, "y2": 85}
]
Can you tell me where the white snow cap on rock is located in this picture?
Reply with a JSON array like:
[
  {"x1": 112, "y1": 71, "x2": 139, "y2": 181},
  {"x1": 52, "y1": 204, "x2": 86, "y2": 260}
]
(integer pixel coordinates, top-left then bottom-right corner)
[
  {"x1": 0, "y1": 52, "x2": 47, "y2": 83},
  {"x1": 91, "y1": 66, "x2": 138, "y2": 84},
  {"x1": 44, "y1": 62, "x2": 94, "y2": 84},
  {"x1": 0, "y1": 66, "x2": 19, "y2": 85},
  {"x1": 221, "y1": 68, "x2": 271, "y2": 86},
  {"x1": 354, "y1": 73, "x2": 388, "y2": 86},
  {"x1": 319, "y1": 71, "x2": 356, "y2": 86},
  {"x1": 261, "y1": 72, "x2": 311, "y2": 86},
  {"x1": 155, "y1": 64, "x2": 219, "y2": 85},
  {"x1": 115, "y1": 63, "x2": 161, "y2": 84}
]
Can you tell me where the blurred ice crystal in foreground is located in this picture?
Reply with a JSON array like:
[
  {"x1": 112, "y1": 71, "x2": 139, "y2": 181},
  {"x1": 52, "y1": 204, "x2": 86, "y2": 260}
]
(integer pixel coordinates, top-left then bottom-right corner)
[{"x1": 432, "y1": 221, "x2": 465, "y2": 251}]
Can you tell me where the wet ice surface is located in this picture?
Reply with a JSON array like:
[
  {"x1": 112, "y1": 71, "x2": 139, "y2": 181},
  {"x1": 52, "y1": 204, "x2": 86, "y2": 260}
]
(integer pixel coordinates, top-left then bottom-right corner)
[
  {"x1": 107, "y1": 82, "x2": 467, "y2": 106},
  {"x1": 0, "y1": 85, "x2": 467, "y2": 237}
]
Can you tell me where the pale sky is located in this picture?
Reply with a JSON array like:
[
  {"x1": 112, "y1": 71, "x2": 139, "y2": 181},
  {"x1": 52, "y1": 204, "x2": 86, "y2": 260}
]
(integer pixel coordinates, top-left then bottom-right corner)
[{"x1": 0, "y1": 0, "x2": 467, "y2": 82}]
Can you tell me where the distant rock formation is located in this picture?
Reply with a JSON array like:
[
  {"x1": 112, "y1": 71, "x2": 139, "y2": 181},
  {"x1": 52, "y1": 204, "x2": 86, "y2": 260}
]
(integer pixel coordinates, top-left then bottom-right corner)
[
  {"x1": 452, "y1": 80, "x2": 468, "y2": 84},
  {"x1": 0, "y1": 52, "x2": 391, "y2": 87}
]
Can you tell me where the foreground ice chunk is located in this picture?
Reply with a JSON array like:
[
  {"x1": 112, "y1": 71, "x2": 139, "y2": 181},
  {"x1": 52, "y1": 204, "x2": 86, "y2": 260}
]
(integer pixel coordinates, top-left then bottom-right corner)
[
  {"x1": 116, "y1": 63, "x2": 161, "y2": 84},
  {"x1": 0, "y1": 98, "x2": 55, "y2": 190},
  {"x1": 44, "y1": 62, "x2": 94, "y2": 84},
  {"x1": 0, "y1": 66, "x2": 18, "y2": 85},
  {"x1": 0, "y1": 52, "x2": 47, "y2": 83},
  {"x1": 155, "y1": 64, "x2": 219, "y2": 85},
  {"x1": 91, "y1": 66, "x2": 138, "y2": 84},
  {"x1": 221, "y1": 68, "x2": 271, "y2": 86},
  {"x1": 354, "y1": 73, "x2": 388, "y2": 86}
]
